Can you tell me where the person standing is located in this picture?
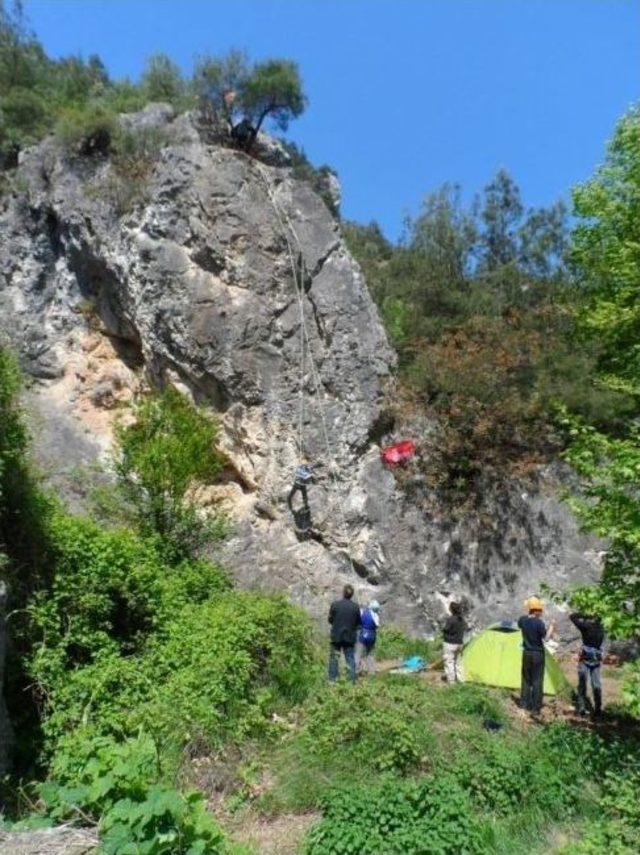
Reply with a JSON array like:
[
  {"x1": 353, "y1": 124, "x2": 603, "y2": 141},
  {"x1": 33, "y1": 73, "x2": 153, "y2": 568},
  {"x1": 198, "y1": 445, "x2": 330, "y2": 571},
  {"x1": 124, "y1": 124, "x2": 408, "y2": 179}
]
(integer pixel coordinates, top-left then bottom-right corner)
[
  {"x1": 570, "y1": 612, "x2": 605, "y2": 718},
  {"x1": 517, "y1": 597, "x2": 555, "y2": 716},
  {"x1": 357, "y1": 600, "x2": 381, "y2": 675},
  {"x1": 442, "y1": 602, "x2": 467, "y2": 684},
  {"x1": 328, "y1": 584, "x2": 361, "y2": 683}
]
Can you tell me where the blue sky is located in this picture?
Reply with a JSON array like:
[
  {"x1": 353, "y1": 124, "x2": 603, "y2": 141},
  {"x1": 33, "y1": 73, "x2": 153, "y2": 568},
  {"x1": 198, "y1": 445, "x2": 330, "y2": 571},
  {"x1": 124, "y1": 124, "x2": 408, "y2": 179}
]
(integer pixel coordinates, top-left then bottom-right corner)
[{"x1": 27, "y1": 0, "x2": 639, "y2": 239}]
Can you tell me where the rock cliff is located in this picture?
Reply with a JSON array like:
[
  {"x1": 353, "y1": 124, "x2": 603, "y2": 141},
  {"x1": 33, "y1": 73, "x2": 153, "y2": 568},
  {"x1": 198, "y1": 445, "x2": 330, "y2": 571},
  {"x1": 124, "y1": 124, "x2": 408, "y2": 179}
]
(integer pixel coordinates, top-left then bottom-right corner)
[{"x1": 0, "y1": 104, "x2": 601, "y2": 642}]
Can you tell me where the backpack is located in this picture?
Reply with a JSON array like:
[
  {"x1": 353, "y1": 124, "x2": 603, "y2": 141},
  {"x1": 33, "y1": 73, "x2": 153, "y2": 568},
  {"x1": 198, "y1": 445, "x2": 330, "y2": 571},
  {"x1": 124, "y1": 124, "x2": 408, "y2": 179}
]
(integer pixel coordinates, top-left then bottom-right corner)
[{"x1": 359, "y1": 608, "x2": 378, "y2": 646}]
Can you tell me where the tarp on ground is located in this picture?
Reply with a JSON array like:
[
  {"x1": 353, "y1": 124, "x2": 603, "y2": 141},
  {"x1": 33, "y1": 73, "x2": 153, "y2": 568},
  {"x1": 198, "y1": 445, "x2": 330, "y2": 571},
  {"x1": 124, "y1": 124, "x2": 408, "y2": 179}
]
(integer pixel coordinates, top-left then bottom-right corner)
[
  {"x1": 381, "y1": 440, "x2": 416, "y2": 466},
  {"x1": 461, "y1": 623, "x2": 570, "y2": 696}
]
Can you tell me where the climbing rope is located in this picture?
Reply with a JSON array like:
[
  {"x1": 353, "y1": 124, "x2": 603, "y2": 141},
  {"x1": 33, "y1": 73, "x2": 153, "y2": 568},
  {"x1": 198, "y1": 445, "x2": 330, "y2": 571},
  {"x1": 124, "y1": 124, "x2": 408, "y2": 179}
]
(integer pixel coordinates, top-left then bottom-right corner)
[{"x1": 255, "y1": 162, "x2": 366, "y2": 565}]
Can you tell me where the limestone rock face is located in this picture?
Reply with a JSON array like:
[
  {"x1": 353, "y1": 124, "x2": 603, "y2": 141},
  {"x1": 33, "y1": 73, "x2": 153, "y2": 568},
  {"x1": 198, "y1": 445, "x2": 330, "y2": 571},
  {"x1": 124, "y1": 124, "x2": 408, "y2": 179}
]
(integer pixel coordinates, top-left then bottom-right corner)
[{"x1": 0, "y1": 105, "x2": 601, "y2": 649}]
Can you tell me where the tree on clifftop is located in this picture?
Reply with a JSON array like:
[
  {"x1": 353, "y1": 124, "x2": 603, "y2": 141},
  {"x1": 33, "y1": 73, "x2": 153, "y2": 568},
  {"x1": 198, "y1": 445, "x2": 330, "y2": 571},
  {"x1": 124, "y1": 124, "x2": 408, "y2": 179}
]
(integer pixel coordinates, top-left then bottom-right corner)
[
  {"x1": 241, "y1": 59, "x2": 306, "y2": 134},
  {"x1": 194, "y1": 51, "x2": 306, "y2": 143}
]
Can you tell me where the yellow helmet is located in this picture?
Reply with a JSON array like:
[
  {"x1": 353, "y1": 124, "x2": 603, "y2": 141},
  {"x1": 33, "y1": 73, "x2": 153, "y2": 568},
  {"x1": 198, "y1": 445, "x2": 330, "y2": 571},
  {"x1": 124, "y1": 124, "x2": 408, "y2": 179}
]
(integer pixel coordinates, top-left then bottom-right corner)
[{"x1": 525, "y1": 596, "x2": 544, "y2": 612}]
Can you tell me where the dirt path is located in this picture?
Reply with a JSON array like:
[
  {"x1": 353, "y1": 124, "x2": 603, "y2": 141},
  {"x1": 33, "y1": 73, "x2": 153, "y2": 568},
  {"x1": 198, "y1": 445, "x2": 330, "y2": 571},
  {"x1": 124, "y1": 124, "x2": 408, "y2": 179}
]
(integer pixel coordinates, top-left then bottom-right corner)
[{"x1": 227, "y1": 811, "x2": 319, "y2": 855}]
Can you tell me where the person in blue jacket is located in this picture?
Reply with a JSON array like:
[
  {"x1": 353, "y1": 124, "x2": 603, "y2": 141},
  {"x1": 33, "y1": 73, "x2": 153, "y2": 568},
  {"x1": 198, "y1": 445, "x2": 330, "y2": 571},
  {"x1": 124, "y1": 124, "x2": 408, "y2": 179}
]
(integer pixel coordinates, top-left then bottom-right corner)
[{"x1": 357, "y1": 600, "x2": 381, "y2": 675}]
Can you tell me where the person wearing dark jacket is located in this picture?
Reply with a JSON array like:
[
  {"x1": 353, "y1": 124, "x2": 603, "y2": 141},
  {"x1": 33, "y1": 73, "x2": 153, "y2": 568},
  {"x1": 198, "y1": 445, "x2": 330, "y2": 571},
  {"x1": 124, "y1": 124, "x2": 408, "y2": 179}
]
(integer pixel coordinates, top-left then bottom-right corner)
[
  {"x1": 328, "y1": 584, "x2": 361, "y2": 683},
  {"x1": 517, "y1": 597, "x2": 555, "y2": 715},
  {"x1": 570, "y1": 612, "x2": 605, "y2": 717},
  {"x1": 442, "y1": 602, "x2": 467, "y2": 683}
]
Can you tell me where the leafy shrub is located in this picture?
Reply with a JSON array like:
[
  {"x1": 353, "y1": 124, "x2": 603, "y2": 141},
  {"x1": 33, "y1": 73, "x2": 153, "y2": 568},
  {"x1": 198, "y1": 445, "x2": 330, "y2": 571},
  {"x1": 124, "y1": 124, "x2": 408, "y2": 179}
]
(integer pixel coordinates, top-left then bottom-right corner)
[
  {"x1": 1, "y1": 87, "x2": 50, "y2": 140},
  {"x1": 441, "y1": 683, "x2": 507, "y2": 721},
  {"x1": 101, "y1": 125, "x2": 169, "y2": 213},
  {"x1": 0, "y1": 347, "x2": 53, "y2": 772},
  {"x1": 115, "y1": 388, "x2": 226, "y2": 561},
  {"x1": 570, "y1": 820, "x2": 640, "y2": 855},
  {"x1": 449, "y1": 735, "x2": 581, "y2": 817},
  {"x1": 302, "y1": 683, "x2": 427, "y2": 775},
  {"x1": 305, "y1": 777, "x2": 487, "y2": 855},
  {"x1": 55, "y1": 102, "x2": 119, "y2": 156},
  {"x1": 136, "y1": 593, "x2": 316, "y2": 754},
  {"x1": 39, "y1": 732, "x2": 226, "y2": 854},
  {"x1": 564, "y1": 762, "x2": 640, "y2": 853},
  {"x1": 30, "y1": 559, "x2": 316, "y2": 767},
  {"x1": 140, "y1": 53, "x2": 186, "y2": 105},
  {"x1": 26, "y1": 512, "x2": 230, "y2": 752}
]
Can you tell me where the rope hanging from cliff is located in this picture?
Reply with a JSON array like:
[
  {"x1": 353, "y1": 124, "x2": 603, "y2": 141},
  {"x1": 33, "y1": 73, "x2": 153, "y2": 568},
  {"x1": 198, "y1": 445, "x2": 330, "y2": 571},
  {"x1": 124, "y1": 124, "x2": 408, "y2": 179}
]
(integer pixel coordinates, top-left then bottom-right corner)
[
  {"x1": 256, "y1": 164, "x2": 335, "y2": 462},
  {"x1": 256, "y1": 162, "x2": 359, "y2": 554},
  {"x1": 256, "y1": 163, "x2": 308, "y2": 457}
]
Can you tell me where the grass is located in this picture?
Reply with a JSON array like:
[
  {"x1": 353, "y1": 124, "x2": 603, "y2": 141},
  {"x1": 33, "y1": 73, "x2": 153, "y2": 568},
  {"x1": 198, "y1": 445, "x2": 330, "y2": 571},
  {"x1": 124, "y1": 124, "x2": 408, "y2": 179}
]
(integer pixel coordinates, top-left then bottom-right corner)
[
  {"x1": 183, "y1": 673, "x2": 640, "y2": 854},
  {"x1": 375, "y1": 624, "x2": 440, "y2": 662}
]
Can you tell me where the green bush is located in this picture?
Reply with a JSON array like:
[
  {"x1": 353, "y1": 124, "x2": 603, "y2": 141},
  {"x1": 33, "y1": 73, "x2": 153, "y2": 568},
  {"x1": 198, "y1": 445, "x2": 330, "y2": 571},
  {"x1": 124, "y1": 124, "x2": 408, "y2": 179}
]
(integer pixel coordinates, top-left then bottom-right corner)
[
  {"x1": 1, "y1": 87, "x2": 50, "y2": 139},
  {"x1": 258, "y1": 680, "x2": 439, "y2": 814},
  {"x1": 26, "y1": 512, "x2": 229, "y2": 752},
  {"x1": 305, "y1": 776, "x2": 487, "y2": 855},
  {"x1": 55, "y1": 102, "x2": 119, "y2": 155},
  {"x1": 136, "y1": 593, "x2": 316, "y2": 754},
  {"x1": 449, "y1": 736, "x2": 579, "y2": 817},
  {"x1": 301, "y1": 682, "x2": 430, "y2": 775},
  {"x1": 115, "y1": 388, "x2": 226, "y2": 561},
  {"x1": 29, "y1": 541, "x2": 316, "y2": 766},
  {"x1": 39, "y1": 732, "x2": 226, "y2": 854},
  {"x1": 140, "y1": 53, "x2": 186, "y2": 105}
]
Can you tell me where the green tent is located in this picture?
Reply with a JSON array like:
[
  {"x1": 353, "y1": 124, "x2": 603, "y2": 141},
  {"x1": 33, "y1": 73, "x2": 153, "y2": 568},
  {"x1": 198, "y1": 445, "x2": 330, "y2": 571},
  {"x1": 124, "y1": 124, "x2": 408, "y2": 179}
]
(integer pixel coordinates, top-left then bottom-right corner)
[{"x1": 461, "y1": 622, "x2": 569, "y2": 696}]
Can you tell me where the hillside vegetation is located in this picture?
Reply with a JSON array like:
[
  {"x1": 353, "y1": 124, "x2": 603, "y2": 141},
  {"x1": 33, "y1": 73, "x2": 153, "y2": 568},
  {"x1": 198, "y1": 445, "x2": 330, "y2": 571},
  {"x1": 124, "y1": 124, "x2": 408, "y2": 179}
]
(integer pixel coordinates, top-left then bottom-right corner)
[{"x1": 1, "y1": 3, "x2": 640, "y2": 853}]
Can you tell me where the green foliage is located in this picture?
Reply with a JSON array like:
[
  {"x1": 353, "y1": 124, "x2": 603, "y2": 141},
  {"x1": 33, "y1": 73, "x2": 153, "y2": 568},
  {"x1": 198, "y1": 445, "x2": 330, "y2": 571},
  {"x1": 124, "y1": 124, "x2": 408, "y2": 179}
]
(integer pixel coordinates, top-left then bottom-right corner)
[
  {"x1": 140, "y1": 53, "x2": 186, "y2": 106},
  {"x1": 345, "y1": 173, "x2": 625, "y2": 504},
  {"x1": 374, "y1": 625, "x2": 438, "y2": 662},
  {"x1": 38, "y1": 732, "x2": 227, "y2": 854},
  {"x1": 54, "y1": 101, "x2": 119, "y2": 155},
  {"x1": 258, "y1": 680, "x2": 504, "y2": 815},
  {"x1": 133, "y1": 593, "x2": 316, "y2": 756},
  {"x1": 306, "y1": 776, "x2": 487, "y2": 855},
  {"x1": 301, "y1": 682, "x2": 430, "y2": 775},
  {"x1": 0, "y1": 2, "x2": 116, "y2": 163},
  {"x1": 302, "y1": 695, "x2": 640, "y2": 855},
  {"x1": 115, "y1": 388, "x2": 225, "y2": 561},
  {"x1": 193, "y1": 49, "x2": 249, "y2": 126},
  {"x1": 554, "y1": 106, "x2": 640, "y2": 716},
  {"x1": 241, "y1": 59, "x2": 306, "y2": 134},
  {"x1": 29, "y1": 535, "x2": 313, "y2": 765},
  {"x1": 562, "y1": 740, "x2": 640, "y2": 853},
  {"x1": 194, "y1": 50, "x2": 306, "y2": 138},
  {"x1": 105, "y1": 125, "x2": 169, "y2": 213},
  {"x1": 571, "y1": 106, "x2": 640, "y2": 398},
  {"x1": 556, "y1": 412, "x2": 640, "y2": 715},
  {"x1": 0, "y1": 346, "x2": 52, "y2": 770}
]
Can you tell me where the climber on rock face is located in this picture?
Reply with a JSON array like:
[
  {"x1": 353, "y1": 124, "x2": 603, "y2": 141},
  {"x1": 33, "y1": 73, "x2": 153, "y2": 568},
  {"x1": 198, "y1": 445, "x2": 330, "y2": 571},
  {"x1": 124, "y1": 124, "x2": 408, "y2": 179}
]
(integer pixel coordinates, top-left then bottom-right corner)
[{"x1": 287, "y1": 459, "x2": 313, "y2": 514}]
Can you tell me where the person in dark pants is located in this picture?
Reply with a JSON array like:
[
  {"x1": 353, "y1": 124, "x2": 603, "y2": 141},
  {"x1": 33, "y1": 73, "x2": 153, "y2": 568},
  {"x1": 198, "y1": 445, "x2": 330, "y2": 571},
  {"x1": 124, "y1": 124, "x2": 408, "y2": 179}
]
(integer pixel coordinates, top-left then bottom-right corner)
[
  {"x1": 328, "y1": 584, "x2": 361, "y2": 683},
  {"x1": 231, "y1": 117, "x2": 257, "y2": 150},
  {"x1": 442, "y1": 601, "x2": 467, "y2": 684},
  {"x1": 570, "y1": 612, "x2": 605, "y2": 718},
  {"x1": 287, "y1": 460, "x2": 312, "y2": 512},
  {"x1": 517, "y1": 597, "x2": 555, "y2": 716}
]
